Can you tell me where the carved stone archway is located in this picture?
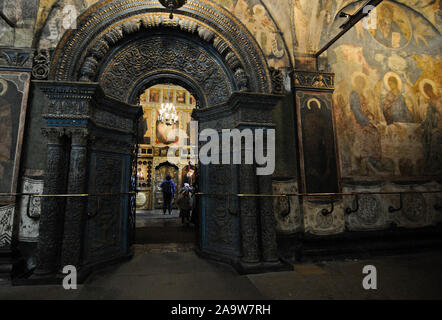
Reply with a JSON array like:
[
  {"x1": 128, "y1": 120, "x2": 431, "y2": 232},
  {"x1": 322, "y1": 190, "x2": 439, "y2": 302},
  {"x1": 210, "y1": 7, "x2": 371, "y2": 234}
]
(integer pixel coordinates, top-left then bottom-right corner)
[
  {"x1": 49, "y1": 0, "x2": 273, "y2": 98},
  {"x1": 33, "y1": 0, "x2": 288, "y2": 281}
]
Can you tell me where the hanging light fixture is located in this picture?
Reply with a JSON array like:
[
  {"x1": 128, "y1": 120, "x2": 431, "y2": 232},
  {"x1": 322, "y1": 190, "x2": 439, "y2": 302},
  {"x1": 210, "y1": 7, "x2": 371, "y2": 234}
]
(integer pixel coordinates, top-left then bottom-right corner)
[
  {"x1": 158, "y1": 84, "x2": 179, "y2": 125},
  {"x1": 159, "y1": 0, "x2": 187, "y2": 19}
]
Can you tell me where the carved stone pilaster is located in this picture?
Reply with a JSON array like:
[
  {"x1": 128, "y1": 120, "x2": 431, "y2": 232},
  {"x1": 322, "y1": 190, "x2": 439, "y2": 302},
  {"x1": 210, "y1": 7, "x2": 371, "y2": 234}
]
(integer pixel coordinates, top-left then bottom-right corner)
[
  {"x1": 34, "y1": 128, "x2": 67, "y2": 277},
  {"x1": 239, "y1": 164, "x2": 260, "y2": 264},
  {"x1": 61, "y1": 129, "x2": 89, "y2": 269},
  {"x1": 258, "y1": 174, "x2": 279, "y2": 263}
]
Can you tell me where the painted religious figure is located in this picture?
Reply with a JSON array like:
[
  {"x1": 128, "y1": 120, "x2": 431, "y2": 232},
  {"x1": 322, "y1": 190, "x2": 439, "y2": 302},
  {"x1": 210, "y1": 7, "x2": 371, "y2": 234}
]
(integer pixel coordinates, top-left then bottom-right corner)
[
  {"x1": 149, "y1": 88, "x2": 160, "y2": 103},
  {"x1": 176, "y1": 90, "x2": 187, "y2": 104},
  {"x1": 349, "y1": 73, "x2": 383, "y2": 174},
  {"x1": 368, "y1": 2, "x2": 412, "y2": 49},
  {"x1": 138, "y1": 108, "x2": 149, "y2": 145},
  {"x1": 420, "y1": 79, "x2": 442, "y2": 174},
  {"x1": 0, "y1": 77, "x2": 23, "y2": 195},
  {"x1": 382, "y1": 72, "x2": 413, "y2": 125},
  {"x1": 182, "y1": 163, "x2": 196, "y2": 187},
  {"x1": 300, "y1": 96, "x2": 339, "y2": 193},
  {"x1": 163, "y1": 89, "x2": 174, "y2": 103}
]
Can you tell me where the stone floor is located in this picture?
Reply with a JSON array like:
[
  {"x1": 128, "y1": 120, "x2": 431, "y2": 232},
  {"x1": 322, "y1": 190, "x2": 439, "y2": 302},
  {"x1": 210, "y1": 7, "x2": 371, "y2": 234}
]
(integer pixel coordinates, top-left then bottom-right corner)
[
  {"x1": 136, "y1": 209, "x2": 182, "y2": 228},
  {"x1": 135, "y1": 210, "x2": 195, "y2": 244},
  {"x1": 1, "y1": 248, "x2": 441, "y2": 300}
]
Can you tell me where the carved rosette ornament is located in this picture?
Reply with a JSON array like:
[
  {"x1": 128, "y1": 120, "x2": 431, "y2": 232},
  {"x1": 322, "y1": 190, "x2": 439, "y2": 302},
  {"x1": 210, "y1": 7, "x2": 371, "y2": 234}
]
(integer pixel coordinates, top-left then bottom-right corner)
[
  {"x1": 270, "y1": 67, "x2": 284, "y2": 95},
  {"x1": 32, "y1": 50, "x2": 51, "y2": 80},
  {"x1": 403, "y1": 194, "x2": 426, "y2": 223},
  {"x1": 356, "y1": 195, "x2": 381, "y2": 225}
]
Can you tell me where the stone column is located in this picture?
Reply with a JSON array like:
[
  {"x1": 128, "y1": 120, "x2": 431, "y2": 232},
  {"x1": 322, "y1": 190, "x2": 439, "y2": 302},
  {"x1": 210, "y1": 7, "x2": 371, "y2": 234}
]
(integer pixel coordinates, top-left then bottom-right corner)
[
  {"x1": 239, "y1": 163, "x2": 260, "y2": 264},
  {"x1": 258, "y1": 174, "x2": 279, "y2": 263},
  {"x1": 34, "y1": 128, "x2": 66, "y2": 277},
  {"x1": 60, "y1": 129, "x2": 89, "y2": 269}
]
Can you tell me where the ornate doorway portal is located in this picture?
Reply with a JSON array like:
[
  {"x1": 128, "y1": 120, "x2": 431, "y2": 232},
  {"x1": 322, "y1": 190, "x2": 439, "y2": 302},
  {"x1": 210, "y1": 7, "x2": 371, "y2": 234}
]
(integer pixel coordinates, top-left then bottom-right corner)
[{"x1": 34, "y1": 0, "x2": 287, "y2": 280}]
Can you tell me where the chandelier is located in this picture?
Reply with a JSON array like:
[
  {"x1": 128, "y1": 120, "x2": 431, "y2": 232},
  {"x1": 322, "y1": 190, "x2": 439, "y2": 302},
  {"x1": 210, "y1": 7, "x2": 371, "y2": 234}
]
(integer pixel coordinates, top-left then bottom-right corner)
[
  {"x1": 159, "y1": 0, "x2": 187, "y2": 19},
  {"x1": 158, "y1": 102, "x2": 179, "y2": 125}
]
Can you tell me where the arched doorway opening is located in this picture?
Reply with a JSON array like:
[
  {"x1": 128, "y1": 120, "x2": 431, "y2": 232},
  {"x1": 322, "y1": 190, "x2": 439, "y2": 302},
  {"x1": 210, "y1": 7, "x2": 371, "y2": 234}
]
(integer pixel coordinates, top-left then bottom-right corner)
[
  {"x1": 34, "y1": 0, "x2": 286, "y2": 279},
  {"x1": 135, "y1": 83, "x2": 198, "y2": 246}
]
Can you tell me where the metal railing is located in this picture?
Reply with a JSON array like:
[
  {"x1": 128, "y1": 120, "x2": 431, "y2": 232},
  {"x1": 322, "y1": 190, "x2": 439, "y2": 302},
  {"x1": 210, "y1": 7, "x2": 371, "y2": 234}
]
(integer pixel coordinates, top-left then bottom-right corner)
[
  {"x1": 1, "y1": 190, "x2": 441, "y2": 219},
  {"x1": 195, "y1": 190, "x2": 442, "y2": 216}
]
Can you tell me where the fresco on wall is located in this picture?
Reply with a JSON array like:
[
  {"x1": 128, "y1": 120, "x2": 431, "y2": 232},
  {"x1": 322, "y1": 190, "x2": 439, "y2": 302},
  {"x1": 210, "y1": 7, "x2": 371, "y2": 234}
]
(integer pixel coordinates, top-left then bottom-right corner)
[
  {"x1": 291, "y1": 0, "x2": 359, "y2": 54},
  {"x1": 291, "y1": 0, "x2": 441, "y2": 55},
  {"x1": 216, "y1": 0, "x2": 290, "y2": 68},
  {"x1": 330, "y1": 1, "x2": 441, "y2": 178},
  {"x1": 0, "y1": 72, "x2": 30, "y2": 201},
  {"x1": 396, "y1": 0, "x2": 442, "y2": 33},
  {"x1": 0, "y1": 0, "x2": 39, "y2": 47},
  {"x1": 36, "y1": 0, "x2": 98, "y2": 49}
]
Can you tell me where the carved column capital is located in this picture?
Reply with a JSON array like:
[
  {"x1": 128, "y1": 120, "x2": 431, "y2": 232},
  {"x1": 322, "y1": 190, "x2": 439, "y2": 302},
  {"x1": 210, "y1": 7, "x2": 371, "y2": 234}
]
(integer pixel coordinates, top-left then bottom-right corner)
[
  {"x1": 293, "y1": 70, "x2": 335, "y2": 91},
  {"x1": 67, "y1": 129, "x2": 90, "y2": 147},
  {"x1": 41, "y1": 128, "x2": 65, "y2": 145}
]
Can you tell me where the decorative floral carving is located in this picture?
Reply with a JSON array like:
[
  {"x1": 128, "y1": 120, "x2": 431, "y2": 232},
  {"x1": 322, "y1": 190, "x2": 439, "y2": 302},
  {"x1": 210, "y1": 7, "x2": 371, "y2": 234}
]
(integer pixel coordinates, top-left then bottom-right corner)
[
  {"x1": 294, "y1": 71, "x2": 335, "y2": 90},
  {"x1": 100, "y1": 36, "x2": 233, "y2": 105},
  {"x1": 316, "y1": 210, "x2": 334, "y2": 229},
  {"x1": 0, "y1": 48, "x2": 33, "y2": 68},
  {"x1": 50, "y1": 2, "x2": 272, "y2": 94},
  {"x1": 32, "y1": 50, "x2": 51, "y2": 80},
  {"x1": 356, "y1": 195, "x2": 381, "y2": 225},
  {"x1": 403, "y1": 193, "x2": 426, "y2": 222},
  {"x1": 0, "y1": 205, "x2": 14, "y2": 247},
  {"x1": 80, "y1": 57, "x2": 99, "y2": 81},
  {"x1": 234, "y1": 69, "x2": 248, "y2": 92},
  {"x1": 270, "y1": 67, "x2": 284, "y2": 94}
]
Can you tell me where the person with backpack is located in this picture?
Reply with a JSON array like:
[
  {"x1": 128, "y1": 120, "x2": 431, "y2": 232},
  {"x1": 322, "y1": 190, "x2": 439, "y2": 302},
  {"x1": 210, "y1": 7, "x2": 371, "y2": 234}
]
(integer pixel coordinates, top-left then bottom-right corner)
[
  {"x1": 160, "y1": 175, "x2": 175, "y2": 215},
  {"x1": 177, "y1": 183, "x2": 193, "y2": 225}
]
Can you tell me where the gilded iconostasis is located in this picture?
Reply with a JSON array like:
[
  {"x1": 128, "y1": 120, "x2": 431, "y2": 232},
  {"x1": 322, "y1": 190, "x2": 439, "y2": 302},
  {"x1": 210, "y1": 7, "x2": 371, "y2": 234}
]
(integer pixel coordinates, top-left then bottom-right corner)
[{"x1": 136, "y1": 84, "x2": 196, "y2": 210}]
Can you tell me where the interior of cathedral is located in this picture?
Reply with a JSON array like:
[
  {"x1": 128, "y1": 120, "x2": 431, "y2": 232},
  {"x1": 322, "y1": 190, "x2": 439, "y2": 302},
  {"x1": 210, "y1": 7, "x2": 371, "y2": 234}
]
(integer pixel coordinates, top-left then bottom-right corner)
[
  {"x1": 136, "y1": 84, "x2": 196, "y2": 211},
  {"x1": 0, "y1": 0, "x2": 441, "y2": 300}
]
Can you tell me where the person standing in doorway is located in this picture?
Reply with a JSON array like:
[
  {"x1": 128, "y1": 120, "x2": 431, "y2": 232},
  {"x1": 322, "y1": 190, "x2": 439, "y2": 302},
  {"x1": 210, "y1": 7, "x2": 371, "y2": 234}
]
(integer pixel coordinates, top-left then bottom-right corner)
[
  {"x1": 160, "y1": 175, "x2": 175, "y2": 215},
  {"x1": 177, "y1": 183, "x2": 194, "y2": 226}
]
